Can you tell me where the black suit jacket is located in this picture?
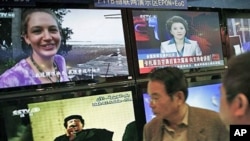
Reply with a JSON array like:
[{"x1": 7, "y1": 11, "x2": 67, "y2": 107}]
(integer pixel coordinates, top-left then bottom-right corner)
[{"x1": 54, "y1": 128, "x2": 113, "y2": 141}]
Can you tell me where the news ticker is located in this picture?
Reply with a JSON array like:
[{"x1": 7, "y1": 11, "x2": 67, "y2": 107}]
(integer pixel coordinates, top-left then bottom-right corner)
[
  {"x1": 230, "y1": 125, "x2": 250, "y2": 141},
  {"x1": 142, "y1": 54, "x2": 221, "y2": 67}
]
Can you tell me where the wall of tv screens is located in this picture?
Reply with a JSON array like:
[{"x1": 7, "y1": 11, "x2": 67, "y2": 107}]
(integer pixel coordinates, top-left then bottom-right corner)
[
  {"x1": 0, "y1": 6, "x2": 232, "y2": 92},
  {"x1": 0, "y1": 2, "x2": 249, "y2": 141}
]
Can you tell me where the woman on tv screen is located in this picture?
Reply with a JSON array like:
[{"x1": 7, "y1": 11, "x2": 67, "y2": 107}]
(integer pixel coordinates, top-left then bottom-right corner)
[
  {"x1": 0, "y1": 9, "x2": 69, "y2": 88},
  {"x1": 160, "y1": 15, "x2": 202, "y2": 57}
]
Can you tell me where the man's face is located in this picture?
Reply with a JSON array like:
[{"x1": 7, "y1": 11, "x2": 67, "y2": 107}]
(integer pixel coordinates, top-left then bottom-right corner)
[
  {"x1": 66, "y1": 118, "x2": 83, "y2": 132},
  {"x1": 147, "y1": 80, "x2": 181, "y2": 120}
]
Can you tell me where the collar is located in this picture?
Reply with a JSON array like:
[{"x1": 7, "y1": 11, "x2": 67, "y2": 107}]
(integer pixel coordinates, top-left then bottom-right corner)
[
  {"x1": 162, "y1": 105, "x2": 189, "y2": 130},
  {"x1": 168, "y1": 37, "x2": 192, "y2": 45},
  {"x1": 182, "y1": 105, "x2": 188, "y2": 125}
]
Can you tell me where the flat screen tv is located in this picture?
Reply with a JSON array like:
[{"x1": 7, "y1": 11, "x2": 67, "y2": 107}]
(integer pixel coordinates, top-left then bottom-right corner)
[
  {"x1": 0, "y1": 84, "x2": 142, "y2": 141},
  {"x1": 142, "y1": 80, "x2": 221, "y2": 123},
  {"x1": 130, "y1": 9, "x2": 225, "y2": 76},
  {"x1": 225, "y1": 12, "x2": 250, "y2": 58},
  {"x1": 0, "y1": 7, "x2": 131, "y2": 92}
]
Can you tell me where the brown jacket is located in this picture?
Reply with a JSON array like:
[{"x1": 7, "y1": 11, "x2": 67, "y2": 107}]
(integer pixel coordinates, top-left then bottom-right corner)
[{"x1": 143, "y1": 106, "x2": 229, "y2": 141}]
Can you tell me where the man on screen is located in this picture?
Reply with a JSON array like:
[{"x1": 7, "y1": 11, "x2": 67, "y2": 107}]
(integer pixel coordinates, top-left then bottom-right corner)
[
  {"x1": 219, "y1": 52, "x2": 250, "y2": 130},
  {"x1": 54, "y1": 115, "x2": 113, "y2": 141}
]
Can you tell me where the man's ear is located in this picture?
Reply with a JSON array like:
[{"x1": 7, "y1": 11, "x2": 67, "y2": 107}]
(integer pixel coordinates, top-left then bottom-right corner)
[
  {"x1": 173, "y1": 91, "x2": 185, "y2": 105},
  {"x1": 233, "y1": 93, "x2": 249, "y2": 117}
]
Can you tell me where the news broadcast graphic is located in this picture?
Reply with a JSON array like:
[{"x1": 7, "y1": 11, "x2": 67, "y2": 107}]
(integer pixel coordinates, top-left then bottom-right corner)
[
  {"x1": 0, "y1": 85, "x2": 137, "y2": 141},
  {"x1": 131, "y1": 10, "x2": 224, "y2": 74},
  {"x1": 0, "y1": 8, "x2": 129, "y2": 90},
  {"x1": 230, "y1": 125, "x2": 250, "y2": 141},
  {"x1": 142, "y1": 81, "x2": 221, "y2": 122},
  {"x1": 226, "y1": 12, "x2": 250, "y2": 58}
]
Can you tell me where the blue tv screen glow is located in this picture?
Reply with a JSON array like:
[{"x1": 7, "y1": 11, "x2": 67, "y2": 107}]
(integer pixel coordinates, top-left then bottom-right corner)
[{"x1": 143, "y1": 82, "x2": 221, "y2": 122}]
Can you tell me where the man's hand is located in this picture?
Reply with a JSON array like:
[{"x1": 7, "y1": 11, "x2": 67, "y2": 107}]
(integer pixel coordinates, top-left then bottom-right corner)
[{"x1": 66, "y1": 126, "x2": 76, "y2": 141}]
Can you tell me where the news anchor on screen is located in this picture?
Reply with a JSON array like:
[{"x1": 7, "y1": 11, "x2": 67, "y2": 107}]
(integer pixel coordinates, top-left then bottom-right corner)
[
  {"x1": 0, "y1": 9, "x2": 69, "y2": 88},
  {"x1": 160, "y1": 16, "x2": 202, "y2": 57}
]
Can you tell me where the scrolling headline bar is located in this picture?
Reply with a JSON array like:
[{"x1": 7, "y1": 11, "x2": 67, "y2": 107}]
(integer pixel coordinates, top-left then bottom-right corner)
[
  {"x1": 141, "y1": 54, "x2": 223, "y2": 68},
  {"x1": 95, "y1": 0, "x2": 187, "y2": 9}
]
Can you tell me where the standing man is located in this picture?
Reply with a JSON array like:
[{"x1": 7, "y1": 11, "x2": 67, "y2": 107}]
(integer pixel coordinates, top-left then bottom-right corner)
[
  {"x1": 219, "y1": 52, "x2": 250, "y2": 129},
  {"x1": 143, "y1": 67, "x2": 229, "y2": 141}
]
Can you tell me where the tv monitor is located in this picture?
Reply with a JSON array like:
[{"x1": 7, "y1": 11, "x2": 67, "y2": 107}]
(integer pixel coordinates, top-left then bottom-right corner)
[
  {"x1": 186, "y1": 80, "x2": 221, "y2": 113},
  {"x1": 226, "y1": 12, "x2": 250, "y2": 58},
  {"x1": 142, "y1": 80, "x2": 221, "y2": 123},
  {"x1": 0, "y1": 84, "x2": 142, "y2": 141},
  {"x1": 130, "y1": 9, "x2": 225, "y2": 76},
  {"x1": 0, "y1": 7, "x2": 132, "y2": 92}
]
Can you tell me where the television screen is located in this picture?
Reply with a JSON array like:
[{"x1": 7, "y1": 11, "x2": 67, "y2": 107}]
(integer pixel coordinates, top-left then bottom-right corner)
[
  {"x1": 142, "y1": 80, "x2": 221, "y2": 122},
  {"x1": 226, "y1": 13, "x2": 250, "y2": 58},
  {"x1": 0, "y1": 85, "x2": 141, "y2": 141},
  {"x1": 0, "y1": 8, "x2": 130, "y2": 91},
  {"x1": 186, "y1": 81, "x2": 221, "y2": 113},
  {"x1": 131, "y1": 10, "x2": 225, "y2": 75}
]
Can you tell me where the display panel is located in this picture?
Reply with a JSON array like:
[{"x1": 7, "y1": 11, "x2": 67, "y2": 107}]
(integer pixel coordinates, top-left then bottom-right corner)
[
  {"x1": 142, "y1": 80, "x2": 221, "y2": 122},
  {"x1": 0, "y1": 85, "x2": 142, "y2": 141},
  {"x1": 226, "y1": 12, "x2": 250, "y2": 58},
  {"x1": 131, "y1": 10, "x2": 224, "y2": 75},
  {"x1": 0, "y1": 8, "x2": 131, "y2": 91}
]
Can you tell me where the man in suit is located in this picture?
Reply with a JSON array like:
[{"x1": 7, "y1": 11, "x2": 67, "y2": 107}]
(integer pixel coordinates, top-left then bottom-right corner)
[
  {"x1": 219, "y1": 52, "x2": 250, "y2": 130},
  {"x1": 143, "y1": 67, "x2": 229, "y2": 141}
]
